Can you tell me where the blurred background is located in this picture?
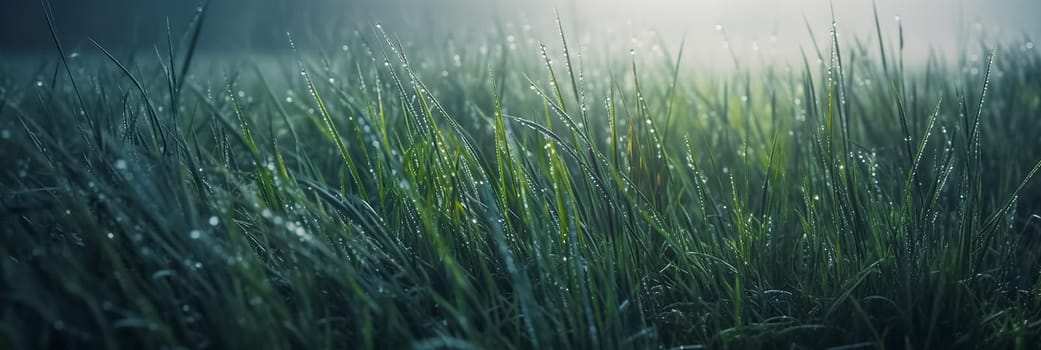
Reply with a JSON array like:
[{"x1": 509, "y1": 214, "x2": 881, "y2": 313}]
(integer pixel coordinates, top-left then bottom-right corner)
[{"x1": 1, "y1": 0, "x2": 1038, "y2": 62}]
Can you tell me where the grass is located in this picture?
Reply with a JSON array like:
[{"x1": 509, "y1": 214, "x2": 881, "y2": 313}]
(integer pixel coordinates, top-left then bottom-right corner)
[{"x1": 2, "y1": 5, "x2": 1041, "y2": 349}]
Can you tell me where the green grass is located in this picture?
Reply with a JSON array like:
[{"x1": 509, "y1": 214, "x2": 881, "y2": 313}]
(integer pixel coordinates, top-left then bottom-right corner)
[{"x1": 2, "y1": 7, "x2": 1041, "y2": 349}]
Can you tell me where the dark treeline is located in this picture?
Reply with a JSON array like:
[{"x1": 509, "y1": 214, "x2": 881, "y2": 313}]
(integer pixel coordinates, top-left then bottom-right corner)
[{"x1": 0, "y1": 0, "x2": 499, "y2": 53}]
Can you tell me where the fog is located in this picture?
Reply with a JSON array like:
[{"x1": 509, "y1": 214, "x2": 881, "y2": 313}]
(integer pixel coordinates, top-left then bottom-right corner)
[{"x1": 2, "y1": 0, "x2": 1038, "y2": 63}]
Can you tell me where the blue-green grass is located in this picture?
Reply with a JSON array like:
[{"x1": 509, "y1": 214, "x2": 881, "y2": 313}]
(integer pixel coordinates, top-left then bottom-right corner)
[{"x1": 2, "y1": 6, "x2": 1041, "y2": 349}]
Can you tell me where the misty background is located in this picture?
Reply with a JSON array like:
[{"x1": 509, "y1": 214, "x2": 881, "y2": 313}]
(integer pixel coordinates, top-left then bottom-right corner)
[{"x1": 1, "y1": 0, "x2": 1039, "y2": 63}]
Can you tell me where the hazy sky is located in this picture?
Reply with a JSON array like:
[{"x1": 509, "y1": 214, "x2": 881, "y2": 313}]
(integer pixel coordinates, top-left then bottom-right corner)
[{"x1": 1, "y1": 0, "x2": 1038, "y2": 59}]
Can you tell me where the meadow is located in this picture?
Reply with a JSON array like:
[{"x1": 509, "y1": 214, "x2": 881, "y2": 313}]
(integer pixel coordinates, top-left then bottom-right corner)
[{"x1": 2, "y1": 5, "x2": 1041, "y2": 349}]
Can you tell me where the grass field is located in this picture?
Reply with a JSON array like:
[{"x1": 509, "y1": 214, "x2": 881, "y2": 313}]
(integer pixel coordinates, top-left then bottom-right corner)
[{"x1": 2, "y1": 5, "x2": 1041, "y2": 349}]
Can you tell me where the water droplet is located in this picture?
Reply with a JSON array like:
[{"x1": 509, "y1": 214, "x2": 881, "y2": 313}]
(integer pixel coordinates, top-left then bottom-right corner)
[
  {"x1": 190, "y1": 230, "x2": 202, "y2": 239},
  {"x1": 0, "y1": 129, "x2": 10, "y2": 139},
  {"x1": 208, "y1": 216, "x2": 219, "y2": 226},
  {"x1": 114, "y1": 159, "x2": 128, "y2": 170}
]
